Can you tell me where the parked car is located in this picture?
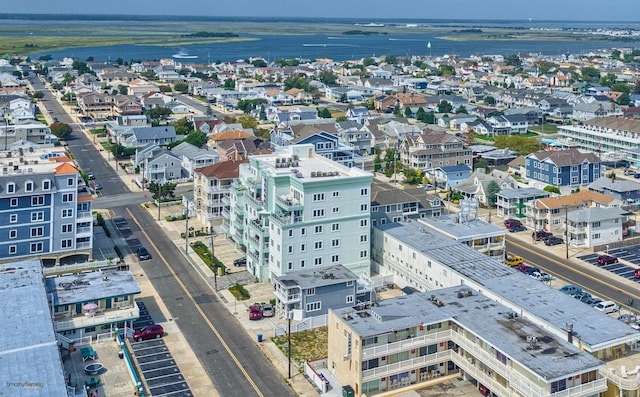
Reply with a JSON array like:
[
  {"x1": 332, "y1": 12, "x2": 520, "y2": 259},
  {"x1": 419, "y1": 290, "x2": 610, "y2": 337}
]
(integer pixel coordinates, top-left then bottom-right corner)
[
  {"x1": 635, "y1": 173, "x2": 640, "y2": 179},
  {"x1": 594, "y1": 300, "x2": 618, "y2": 314},
  {"x1": 618, "y1": 314, "x2": 638, "y2": 323},
  {"x1": 86, "y1": 173, "x2": 95, "y2": 180},
  {"x1": 585, "y1": 297, "x2": 603, "y2": 307},
  {"x1": 509, "y1": 224, "x2": 527, "y2": 233},
  {"x1": 93, "y1": 182, "x2": 102, "y2": 191},
  {"x1": 560, "y1": 285, "x2": 583, "y2": 296},
  {"x1": 517, "y1": 263, "x2": 534, "y2": 273},
  {"x1": 504, "y1": 255, "x2": 524, "y2": 267},
  {"x1": 133, "y1": 324, "x2": 164, "y2": 341},
  {"x1": 233, "y1": 257, "x2": 246, "y2": 267},
  {"x1": 575, "y1": 291, "x2": 591, "y2": 301},
  {"x1": 249, "y1": 305, "x2": 263, "y2": 320},
  {"x1": 529, "y1": 271, "x2": 551, "y2": 282},
  {"x1": 634, "y1": 268, "x2": 640, "y2": 279},
  {"x1": 532, "y1": 230, "x2": 553, "y2": 241},
  {"x1": 522, "y1": 266, "x2": 540, "y2": 275},
  {"x1": 504, "y1": 219, "x2": 522, "y2": 229},
  {"x1": 262, "y1": 303, "x2": 274, "y2": 317},
  {"x1": 137, "y1": 246, "x2": 152, "y2": 260},
  {"x1": 597, "y1": 255, "x2": 618, "y2": 265},
  {"x1": 544, "y1": 236, "x2": 564, "y2": 246}
]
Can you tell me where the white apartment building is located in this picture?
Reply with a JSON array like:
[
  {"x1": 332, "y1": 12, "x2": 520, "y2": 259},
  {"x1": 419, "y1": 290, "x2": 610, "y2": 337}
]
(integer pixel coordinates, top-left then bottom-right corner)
[
  {"x1": 559, "y1": 116, "x2": 640, "y2": 160},
  {"x1": 225, "y1": 144, "x2": 373, "y2": 282},
  {"x1": 566, "y1": 207, "x2": 627, "y2": 248}
]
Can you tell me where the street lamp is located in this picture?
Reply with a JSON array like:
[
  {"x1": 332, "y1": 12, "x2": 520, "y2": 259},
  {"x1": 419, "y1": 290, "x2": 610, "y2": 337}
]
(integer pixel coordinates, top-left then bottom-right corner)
[{"x1": 288, "y1": 310, "x2": 293, "y2": 379}]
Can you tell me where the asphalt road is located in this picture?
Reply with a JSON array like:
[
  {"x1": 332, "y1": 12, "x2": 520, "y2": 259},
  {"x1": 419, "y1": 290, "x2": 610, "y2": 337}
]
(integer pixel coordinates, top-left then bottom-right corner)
[
  {"x1": 506, "y1": 237, "x2": 640, "y2": 309},
  {"x1": 33, "y1": 80, "x2": 295, "y2": 397}
]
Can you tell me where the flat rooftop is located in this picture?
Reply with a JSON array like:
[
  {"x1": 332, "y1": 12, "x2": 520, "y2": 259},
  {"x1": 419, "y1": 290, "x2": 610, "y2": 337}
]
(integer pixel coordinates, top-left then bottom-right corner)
[
  {"x1": 418, "y1": 214, "x2": 504, "y2": 240},
  {"x1": 274, "y1": 264, "x2": 357, "y2": 289},
  {"x1": 497, "y1": 187, "x2": 549, "y2": 200},
  {"x1": 45, "y1": 270, "x2": 141, "y2": 306},
  {"x1": 333, "y1": 286, "x2": 603, "y2": 380},
  {"x1": 0, "y1": 260, "x2": 67, "y2": 396},
  {"x1": 0, "y1": 147, "x2": 71, "y2": 176}
]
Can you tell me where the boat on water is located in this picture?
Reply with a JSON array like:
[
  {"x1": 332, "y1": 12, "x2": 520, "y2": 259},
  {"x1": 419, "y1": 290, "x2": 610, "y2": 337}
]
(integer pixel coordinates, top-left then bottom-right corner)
[{"x1": 172, "y1": 51, "x2": 198, "y2": 59}]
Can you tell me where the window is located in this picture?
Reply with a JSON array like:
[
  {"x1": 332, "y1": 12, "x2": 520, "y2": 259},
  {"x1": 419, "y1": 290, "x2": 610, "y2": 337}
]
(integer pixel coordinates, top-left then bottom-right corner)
[
  {"x1": 62, "y1": 193, "x2": 73, "y2": 202},
  {"x1": 360, "y1": 219, "x2": 368, "y2": 227},
  {"x1": 7, "y1": 183, "x2": 15, "y2": 193},
  {"x1": 31, "y1": 196, "x2": 44, "y2": 206},
  {"x1": 30, "y1": 242, "x2": 43, "y2": 253},
  {"x1": 10, "y1": 214, "x2": 17, "y2": 223},
  {"x1": 314, "y1": 257, "x2": 322, "y2": 266},
  {"x1": 25, "y1": 181, "x2": 34, "y2": 192},
  {"x1": 592, "y1": 221, "x2": 601, "y2": 228},
  {"x1": 331, "y1": 254, "x2": 339, "y2": 263},
  {"x1": 31, "y1": 211, "x2": 44, "y2": 222},
  {"x1": 306, "y1": 301, "x2": 321, "y2": 312},
  {"x1": 360, "y1": 188, "x2": 369, "y2": 196},
  {"x1": 288, "y1": 261, "x2": 293, "y2": 270},
  {"x1": 313, "y1": 193, "x2": 325, "y2": 202},
  {"x1": 307, "y1": 288, "x2": 316, "y2": 296},
  {"x1": 313, "y1": 209, "x2": 325, "y2": 218},
  {"x1": 300, "y1": 243, "x2": 306, "y2": 252},
  {"x1": 346, "y1": 295, "x2": 354, "y2": 304},
  {"x1": 360, "y1": 235, "x2": 368, "y2": 242},
  {"x1": 332, "y1": 207, "x2": 340, "y2": 214},
  {"x1": 347, "y1": 280, "x2": 354, "y2": 287},
  {"x1": 9, "y1": 198, "x2": 18, "y2": 207},
  {"x1": 314, "y1": 241, "x2": 323, "y2": 250},
  {"x1": 360, "y1": 204, "x2": 368, "y2": 211},
  {"x1": 331, "y1": 238, "x2": 340, "y2": 247},
  {"x1": 300, "y1": 260, "x2": 305, "y2": 268},
  {"x1": 67, "y1": 178, "x2": 74, "y2": 186},
  {"x1": 300, "y1": 227, "x2": 306, "y2": 236},
  {"x1": 332, "y1": 223, "x2": 340, "y2": 231},
  {"x1": 592, "y1": 233, "x2": 601, "y2": 239},
  {"x1": 8, "y1": 245, "x2": 16, "y2": 255},
  {"x1": 371, "y1": 206, "x2": 378, "y2": 212},
  {"x1": 332, "y1": 191, "x2": 340, "y2": 198},
  {"x1": 360, "y1": 250, "x2": 368, "y2": 258},
  {"x1": 31, "y1": 227, "x2": 44, "y2": 238},
  {"x1": 62, "y1": 209, "x2": 73, "y2": 218},
  {"x1": 314, "y1": 225, "x2": 323, "y2": 234},
  {"x1": 287, "y1": 245, "x2": 293, "y2": 254},
  {"x1": 9, "y1": 229, "x2": 17, "y2": 239},
  {"x1": 61, "y1": 239, "x2": 72, "y2": 248},
  {"x1": 42, "y1": 180, "x2": 51, "y2": 190},
  {"x1": 288, "y1": 229, "x2": 293, "y2": 237}
]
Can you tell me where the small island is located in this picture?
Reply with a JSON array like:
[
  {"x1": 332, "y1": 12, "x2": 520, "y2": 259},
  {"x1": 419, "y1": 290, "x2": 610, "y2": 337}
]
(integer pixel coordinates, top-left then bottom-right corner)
[
  {"x1": 182, "y1": 32, "x2": 239, "y2": 38},
  {"x1": 342, "y1": 30, "x2": 388, "y2": 36}
]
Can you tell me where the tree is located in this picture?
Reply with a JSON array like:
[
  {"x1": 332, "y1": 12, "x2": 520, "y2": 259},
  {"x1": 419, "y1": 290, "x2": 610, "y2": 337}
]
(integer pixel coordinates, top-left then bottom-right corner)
[
  {"x1": 438, "y1": 100, "x2": 453, "y2": 113},
  {"x1": 318, "y1": 70, "x2": 338, "y2": 85},
  {"x1": 580, "y1": 67, "x2": 601, "y2": 83},
  {"x1": 544, "y1": 185, "x2": 561, "y2": 194},
  {"x1": 147, "y1": 181, "x2": 177, "y2": 203},
  {"x1": 474, "y1": 159, "x2": 488, "y2": 171},
  {"x1": 118, "y1": 85, "x2": 128, "y2": 95},
  {"x1": 618, "y1": 92, "x2": 630, "y2": 106},
  {"x1": 486, "y1": 180, "x2": 501, "y2": 206},
  {"x1": 49, "y1": 122, "x2": 72, "y2": 139},
  {"x1": 184, "y1": 130, "x2": 208, "y2": 147},
  {"x1": 484, "y1": 96, "x2": 496, "y2": 105},
  {"x1": 158, "y1": 85, "x2": 171, "y2": 93},
  {"x1": 421, "y1": 111, "x2": 436, "y2": 124},
  {"x1": 170, "y1": 117, "x2": 194, "y2": 135},
  {"x1": 534, "y1": 61, "x2": 558, "y2": 74},
  {"x1": 611, "y1": 83, "x2": 631, "y2": 95},
  {"x1": 384, "y1": 55, "x2": 398, "y2": 65},
  {"x1": 318, "y1": 108, "x2": 332, "y2": 118},
  {"x1": 373, "y1": 150, "x2": 382, "y2": 172},
  {"x1": 335, "y1": 115, "x2": 348, "y2": 122},
  {"x1": 456, "y1": 105, "x2": 468, "y2": 114},
  {"x1": 404, "y1": 106, "x2": 413, "y2": 117},
  {"x1": 494, "y1": 135, "x2": 543, "y2": 155},
  {"x1": 403, "y1": 168, "x2": 423, "y2": 185},
  {"x1": 599, "y1": 73, "x2": 617, "y2": 87},
  {"x1": 144, "y1": 107, "x2": 172, "y2": 124},
  {"x1": 238, "y1": 115, "x2": 258, "y2": 130},
  {"x1": 437, "y1": 64, "x2": 455, "y2": 76},
  {"x1": 362, "y1": 57, "x2": 377, "y2": 66},
  {"x1": 251, "y1": 59, "x2": 267, "y2": 67},
  {"x1": 504, "y1": 54, "x2": 522, "y2": 67},
  {"x1": 223, "y1": 79, "x2": 235, "y2": 90},
  {"x1": 259, "y1": 104, "x2": 267, "y2": 121},
  {"x1": 338, "y1": 93, "x2": 348, "y2": 103},
  {"x1": 32, "y1": 91, "x2": 44, "y2": 99},
  {"x1": 174, "y1": 82, "x2": 189, "y2": 94}
]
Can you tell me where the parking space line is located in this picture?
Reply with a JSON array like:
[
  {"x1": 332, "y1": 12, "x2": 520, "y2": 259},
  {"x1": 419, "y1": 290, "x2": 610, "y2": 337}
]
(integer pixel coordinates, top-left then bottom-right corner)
[{"x1": 152, "y1": 391, "x2": 193, "y2": 397}]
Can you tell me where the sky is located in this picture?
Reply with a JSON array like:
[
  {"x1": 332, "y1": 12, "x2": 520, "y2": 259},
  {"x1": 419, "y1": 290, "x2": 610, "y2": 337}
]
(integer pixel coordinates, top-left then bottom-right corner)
[{"x1": 3, "y1": 0, "x2": 640, "y2": 21}]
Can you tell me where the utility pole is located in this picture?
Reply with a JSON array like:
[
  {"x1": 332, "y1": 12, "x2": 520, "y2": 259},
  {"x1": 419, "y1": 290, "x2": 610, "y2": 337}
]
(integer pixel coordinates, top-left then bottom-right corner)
[
  {"x1": 565, "y1": 205, "x2": 569, "y2": 259},
  {"x1": 288, "y1": 311, "x2": 293, "y2": 379},
  {"x1": 157, "y1": 181, "x2": 162, "y2": 221},
  {"x1": 185, "y1": 205, "x2": 190, "y2": 254}
]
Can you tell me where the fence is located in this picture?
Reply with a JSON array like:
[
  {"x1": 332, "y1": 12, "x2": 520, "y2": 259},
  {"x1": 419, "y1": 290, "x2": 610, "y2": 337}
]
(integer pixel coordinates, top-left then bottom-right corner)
[
  {"x1": 593, "y1": 236, "x2": 640, "y2": 252},
  {"x1": 273, "y1": 314, "x2": 327, "y2": 337}
]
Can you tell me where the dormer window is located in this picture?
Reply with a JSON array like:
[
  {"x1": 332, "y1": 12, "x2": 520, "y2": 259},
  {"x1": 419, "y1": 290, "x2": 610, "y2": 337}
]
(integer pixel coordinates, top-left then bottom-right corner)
[
  {"x1": 42, "y1": 180, "x2": 51, "y2": 190},
  {"x1": 25, "y1": 181, "x2": 34, "y2": 192},
  {"x1": 7, "y1": 182, "x2": 15, "y2": 193}
]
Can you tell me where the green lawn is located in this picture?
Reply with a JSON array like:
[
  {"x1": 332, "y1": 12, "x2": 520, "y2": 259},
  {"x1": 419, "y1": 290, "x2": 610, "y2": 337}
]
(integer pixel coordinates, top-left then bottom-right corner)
[{"x1": 528, "y1": 124, "x2": 558, "y2": 134}]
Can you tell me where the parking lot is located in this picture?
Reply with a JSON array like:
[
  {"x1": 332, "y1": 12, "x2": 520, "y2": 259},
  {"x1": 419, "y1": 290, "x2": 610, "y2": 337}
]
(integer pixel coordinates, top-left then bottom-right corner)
[{"x1": 578, "y1": 247, "x2": 640, "y2": 282}]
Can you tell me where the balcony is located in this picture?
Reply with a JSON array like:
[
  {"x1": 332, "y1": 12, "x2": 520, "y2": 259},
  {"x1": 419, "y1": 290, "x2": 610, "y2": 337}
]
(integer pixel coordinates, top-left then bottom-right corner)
[
  {"x1": 274, "y1": 288, "x2": 301, "y2": 304},
  {"x1": 270, "y1": 213, "x2": 303, "y2": 226},
  {"x1": 276, "y1": 195, "x2": 304, "y2": 211},
  {"x1": 245, "y1": 177, "x2": 261, "y2": 188},
  {"x1": 53, "y1": 303, "x2": 140, "y2": 332},
  {"x1": 246, "y1": 193, "x2": 264, "y2": 208},
  {"x1": 362, "y1": 350, "x2": 452, "y2": 381},
  {"x1": 249, "y1": 219, "x2": 268, "y2": 235},
  {"x1": 362, "y1": 330, "x2": 451, "y2": 359},
  {"x1": 77, "y1": 211, "x2": 92, "y2": 221},
  {"x1": 76, "y1": 241, "x2": 92, "y2": 249},
  {"x1": 221, "y1": 196, "x2": 230, "y2": 206}
]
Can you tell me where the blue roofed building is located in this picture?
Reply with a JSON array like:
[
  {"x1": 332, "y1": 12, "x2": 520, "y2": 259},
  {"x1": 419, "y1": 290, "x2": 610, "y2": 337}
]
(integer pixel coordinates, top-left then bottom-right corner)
[
  {"x1": 525, "y1": 148, "x2": 601, "y2": 191},
  {"x1": 430, "y1": 164, "x2": 472, "y2": 189}
]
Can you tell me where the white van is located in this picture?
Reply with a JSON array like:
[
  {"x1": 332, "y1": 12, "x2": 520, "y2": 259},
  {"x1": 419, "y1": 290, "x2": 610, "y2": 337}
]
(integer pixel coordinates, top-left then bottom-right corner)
[{"x1": 594, "y1": 300, "x2": 617, "y2": 314}]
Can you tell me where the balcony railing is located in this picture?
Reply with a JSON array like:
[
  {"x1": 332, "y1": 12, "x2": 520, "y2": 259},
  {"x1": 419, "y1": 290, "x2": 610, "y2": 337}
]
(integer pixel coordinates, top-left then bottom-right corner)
[
  {"x1": 599, "y1": 367, "x2": 640, "y2": 390},
  {"x1": 362, "y1": 330, "x2": 451, "y2": 359},
  {"x1": 53, "y1": 304, "x2": 140, "y2": 332},
  {"x1": 274, "y1": 289, "x2": 301, "y2": 304},
  {"x1": 270, "y1": 213, "x2": 303, "y2": 226},
  {"x1": 76, "y1": 226, "x2": 92, "y2": 235},
  {"x1": 76, "y1": 241, "x2": 92, "y2": 249},
  {"x1": 362, "y1": 350, "x2": 452, "y2": 381},
  {"x1": 276, "y1": 196, "x2": 304, "y2": 210},
  {"x1": 43, "y1": 259, "x2": 121, "y2": 276},
  {"x1": 77, "y1": 211, "x2": 92, "y2": 220},
  {"x1": 245, "y1": 193, "x2": 264, "y2": 208}
]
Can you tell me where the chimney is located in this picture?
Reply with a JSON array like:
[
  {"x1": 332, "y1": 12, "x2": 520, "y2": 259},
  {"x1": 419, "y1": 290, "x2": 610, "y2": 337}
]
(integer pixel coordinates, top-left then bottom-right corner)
[{"x1": 566, "y1": 323, "x2": 573, "y2": 344}]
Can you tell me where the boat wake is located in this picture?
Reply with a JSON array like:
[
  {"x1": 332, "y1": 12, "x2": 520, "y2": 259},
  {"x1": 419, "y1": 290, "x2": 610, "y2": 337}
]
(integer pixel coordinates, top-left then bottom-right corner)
[
  {"x1": 302, "y1": 43, "x2": 357, "y2": 47},
  {"x1": 388, "y1": 38, "x2": 424, "y2": 42}
]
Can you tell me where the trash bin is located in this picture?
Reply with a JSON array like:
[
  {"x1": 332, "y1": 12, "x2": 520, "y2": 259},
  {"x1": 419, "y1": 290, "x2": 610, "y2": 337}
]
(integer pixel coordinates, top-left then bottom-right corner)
[
  {"x1": 342, "y1": 385, "x2": 354, "y2": 397},
  {"x1": 118, "y1": 351, "x2": 124, "y2": 359},
  {"x1": 257, "y1": 334, "x2": 263, "y2": 343},
  {"x1": 217, "y1": 267, "x2": 224, "y2": 276}
]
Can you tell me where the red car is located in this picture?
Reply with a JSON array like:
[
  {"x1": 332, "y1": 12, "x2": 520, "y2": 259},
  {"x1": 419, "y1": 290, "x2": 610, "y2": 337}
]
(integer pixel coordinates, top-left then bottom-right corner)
[
  {"x1": 634, "y1": 268, "x2": 640, "y2": 279},
  {"x1": 249, "y1": 305, "x2": 263, "y2": 320},
  {"x1": 133, "y1": 324, "x2": 164, "y2": 341},
  {"x1": 597, "y1": 255, "x2": 618, "y2": 265}
]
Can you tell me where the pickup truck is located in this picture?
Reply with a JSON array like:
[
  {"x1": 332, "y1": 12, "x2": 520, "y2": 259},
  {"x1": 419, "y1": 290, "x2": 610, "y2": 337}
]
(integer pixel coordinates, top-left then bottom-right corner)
[{"x1": 504, "y1": 255, "x2": 524, "y2": 267}]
